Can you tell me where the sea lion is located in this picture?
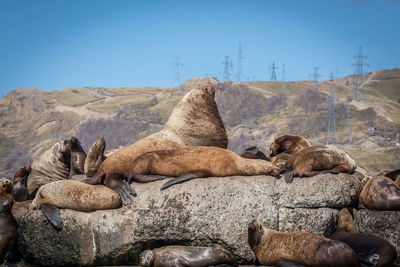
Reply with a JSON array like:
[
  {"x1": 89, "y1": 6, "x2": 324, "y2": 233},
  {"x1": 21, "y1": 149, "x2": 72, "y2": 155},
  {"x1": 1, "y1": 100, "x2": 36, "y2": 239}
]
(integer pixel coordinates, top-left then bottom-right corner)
[
  {"x1": 0, "y1": 199, "x2": 19, "y2": 264},
  {"x1": 395, "y1": 175, "x2": 400, "y2": 187},
  {"x1": 247, "y1": 219, "x2": 359, "y2": 267},
  {"x1": 240, "y1": 146, "x2": 269, "y2": 160},
  {"x1": 269, "y1": 153, "x2": 292, "y2": 170},
  {"x1": 382, "y1": 168, "x2": 400, "y2": 181},
  {"x1": 11, "y1": 200, "x2": 32, "y2": 225},
  {"x1": 30, "y1": 180, "x2": 121, "y2": 231},
  {"x1": 283, "y1": 145, "x2": 357, "y2": 183},
  {"x1": 0, "y1": 178, "x2": 13, "y2": 202},
  {"x1": 139, "y1": 245, "x2": 238, "y2": 267},
  {"x1": 111, "y1": 146, "x2": 280, "y2": 191},
  {"x1": 86, "y1": 82, "x2": 228, "y2": 204},
  {"x1": 27, "y1": 138, "x2": 72, "y2": 195},
  {"x1": 11, "y1": 166, "x2": 31, "y2": 202},
  {"x1": 269, "y1": 134, "x2": 312, "y2": 157},
  {"x1": 359, "y1": 176, "x2": 400, "y2": 211},
  {"x1": 84, "y1": 137, "x2": 107, "y2": 177},
  {"x1": 68, "y1": 136, "x2": 86, "y2": 179},
  {"x1": 329, "y1": 208, "x2": 397, "y2": 267}
]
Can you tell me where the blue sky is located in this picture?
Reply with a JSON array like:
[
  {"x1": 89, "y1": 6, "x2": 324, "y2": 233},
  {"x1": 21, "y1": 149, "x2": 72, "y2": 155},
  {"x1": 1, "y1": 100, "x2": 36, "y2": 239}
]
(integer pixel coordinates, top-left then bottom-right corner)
[{"x1": 0, "y1": 0, "x2": 399, "y2": 96}]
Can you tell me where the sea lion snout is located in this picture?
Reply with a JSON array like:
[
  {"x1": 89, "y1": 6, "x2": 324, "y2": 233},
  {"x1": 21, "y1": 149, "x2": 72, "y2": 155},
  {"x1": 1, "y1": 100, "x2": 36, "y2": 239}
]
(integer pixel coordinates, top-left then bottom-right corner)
[{"x1": 0, "y1": 198, "x2": 14, "y2": 211}]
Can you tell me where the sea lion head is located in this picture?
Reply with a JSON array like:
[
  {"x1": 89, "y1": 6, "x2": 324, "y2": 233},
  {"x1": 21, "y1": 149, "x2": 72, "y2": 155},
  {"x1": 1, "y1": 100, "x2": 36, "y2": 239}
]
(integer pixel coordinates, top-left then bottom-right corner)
[
  {"x1": 11, "y1": 166, "x2": 31, "y2": 202},
  {"x1": 60, "y1": 138, "x2": 73, "y2": 167},
  {"x1": 70, "y1": 136, "x2": 85, "y2": 153},
  {"x1": 0, "y1": 198, "x2": 14, "y2": 213},
  {"x1": 269, "y1": 141, "x2": 280, "y2": 157},
  {"x1": 139, "y1": 249, "x2": 154, "y2": 267},
  {"x1": 248, "y1": 219, "x2": 266, "y2": 250},
  {"x1": 337, "y1": 208, "x2": 354, "y2": 233},
  {"x1": 69, "y1": 136, "x2": 87, "y2": 175}
]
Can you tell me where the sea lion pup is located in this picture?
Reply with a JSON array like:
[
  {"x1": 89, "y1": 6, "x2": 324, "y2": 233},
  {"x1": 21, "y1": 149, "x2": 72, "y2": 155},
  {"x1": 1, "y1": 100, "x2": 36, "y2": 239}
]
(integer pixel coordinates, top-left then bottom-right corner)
[
  {"x1": 122, "y1": 146, "x2": 280, "y2": 191},
  {"x1": 11, "y1": 166, "x2": 31, "y2": 202},
  {"x1": 84, "y1": 137, "x2": 107, "y2": 177},
  {"x1": 27, "y1": 138, "x2": 72, "y2": 196},
  {"x1": 240, "y1": 146, "x2": 269, "y2": 160},
  {"x1": 247, "y1": 220, "x2": 360, "y2": 267},
  {"x1": 139, "y1": 245, "x2": 238, "y2": 267},
  {"x1": 283, "y1": 145, "x2": 357, "y2": 183},
  {"x1": 30, "y1": 180, "x2": 121, "y2": 231},
  {"x1": 0, "y1": 199, "x2": 19, "y2": 264},
  {"x1": 68, "y1": 136, "x2": 87, "y2": 179},
  {"x1": 0, "y1": 178, "x2": 13, "y2": 202},
  {"x1": 359, "y1": 176, "x2": 400, "y2": 211},
  {"x1": 269, "y1": 134, "x2": 312, "y2": 157},
  {"x1": 329, "y1": 208, "x2": 397, "y2": 267},
  {"x1": 86, "y1": 82, "x2": 228, "y2": 205}
]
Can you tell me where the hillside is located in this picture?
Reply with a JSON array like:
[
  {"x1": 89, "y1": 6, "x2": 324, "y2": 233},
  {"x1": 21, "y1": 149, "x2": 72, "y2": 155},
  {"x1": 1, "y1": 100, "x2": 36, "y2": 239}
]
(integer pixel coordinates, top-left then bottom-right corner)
[{"x1": 0, "y1": 69, "x2": 399, "y2": 177}]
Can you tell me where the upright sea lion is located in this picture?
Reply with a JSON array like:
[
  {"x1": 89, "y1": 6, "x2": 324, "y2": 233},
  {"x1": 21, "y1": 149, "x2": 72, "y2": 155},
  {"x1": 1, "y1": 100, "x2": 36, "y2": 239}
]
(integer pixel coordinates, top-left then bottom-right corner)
[
  {"x1": 283, "y1": 145, "x2": 357, "y2": 183},
  {"x1": 11, "y1": 166, "x2": 31, "y2": 202},
  {"x1": 110, "y1": 146, "x2": 281, "y2": 191},
  {"x1": 0, "y1": 199, "x2": 19, "y2": 264},
  {"x1": 84, "y1": 137, "x2": 107, "y2": 177},
  {"x1": 68, "y1": 136, "x2": 86, "y2": 179},
  {"x1": 30, "y1": 180, "x2": 121, "y2": 231},
  {"x1": 359, "y1": 176, "x2": 400, "y2": 211},
  {"x1": 86, "y1": 82, "x2": 228, "y2": 204},
  {"x1": 269, "y1": 134, "x2": 312, "y2": 157},
  {"x1": 0, "y1": 178, "x2": 13, "y2": 202},
  {"x1": 139, "y1": 245, "x2": 238, "y2": 267},
  {"x1": 329, "y1": 208, "x2": 397, "y2": 267},
  {"x1": 27, "y1": 138, "x2": 72, "y2": 195},
  {"x1": 247, "y1": 220, "x2": 359, "y2": 267},
  {"x1": 240, "y1": 146, "x2": 269, "y2": 160}
]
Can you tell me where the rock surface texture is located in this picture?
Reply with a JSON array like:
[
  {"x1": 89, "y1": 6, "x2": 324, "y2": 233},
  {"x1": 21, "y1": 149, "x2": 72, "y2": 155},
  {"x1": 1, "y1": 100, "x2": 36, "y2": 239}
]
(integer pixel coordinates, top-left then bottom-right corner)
[{"x1": 18, "y1": 172, "x2": 397, "y2": 265}]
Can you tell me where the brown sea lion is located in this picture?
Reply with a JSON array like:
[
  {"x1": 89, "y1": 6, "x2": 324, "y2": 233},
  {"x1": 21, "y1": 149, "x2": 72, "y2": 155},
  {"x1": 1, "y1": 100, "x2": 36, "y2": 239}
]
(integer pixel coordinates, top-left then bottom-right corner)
[
  {"x1": 269, "y1": 153, "x2": 292, "y2": 170},
  {"x1": 139, "y1": 245, "x2": 238, "y2": 267},
  {"x1": 247, "y1": 219, "x2": 360, "y2": 267},
  {"x1": 30, "y1": 180, "x2": 121, "y2": 231},
  {"x1": 110, "y1": 146, "x2": 280, "y2": 191},
  {"x1": 0, "y1": 178, "x2": 13, "y2": 202},
  {"x1": 27, "y1": 138, "x2": 72, "y2": 195},
  {"x1": 11, "y1": 166, "x2": 31, "y2": 202},
  {"x1": 359, "y1": 176, "x2": 400, "y2": 211},
  {"x1": 382, "y1": 168, "x2": 400, "y2": 181},
  {"x1": 240, "y1": 146, "x2": 269, "y2": 161},
  {"x1": 269, "y1": 134, "x2": 312, "y2": 157},
  {"x1": 395, "y1": 175, "x2": 400, "y2": 187},
  {"x1": 0, "y1": 199, "x2": 19, "y2": 264},
  {"x1": 329, "y1": 208, "x2": 397, "y2": 267},
  {"x1": 11, "y1": 200, "x2": 32, "y2": 225},
  {"x1": 84, "y1": 137, "x2": 107, "y2": 178},
  {"x1": 283, "y1": 145, "x2": 357, "y2": 183},
  {"x1": 86, "y1": 82, "x2": 228, "y2": 204},
  {"x1": 68, "y1": 136, "x2": 86, "y2": 179}
]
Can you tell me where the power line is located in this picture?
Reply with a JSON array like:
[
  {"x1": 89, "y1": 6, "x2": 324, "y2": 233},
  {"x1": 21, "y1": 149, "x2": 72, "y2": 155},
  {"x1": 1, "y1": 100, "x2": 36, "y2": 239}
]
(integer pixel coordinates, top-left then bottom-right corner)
[
  {"x1": 222, "y1": 56, "x2": 233, "y2": 81},
  {"x1": 351, "y1": 46, "x2": 369, "y2": 101},
  {"x1": 312, "y1": 67, "x2": 322, "y2": 91},
  {"x1": 270, "y1": 61, "x2": 277, "y2": 81},
  {"x1": 325, "y1": 72, "x2": 338, "y2": 145},
  {"x1": 172, "y1": 56, "x2": 183, "y2": 86},
  {"x1": 237, "y1": 43, "x2": 244, "y2": 81}
]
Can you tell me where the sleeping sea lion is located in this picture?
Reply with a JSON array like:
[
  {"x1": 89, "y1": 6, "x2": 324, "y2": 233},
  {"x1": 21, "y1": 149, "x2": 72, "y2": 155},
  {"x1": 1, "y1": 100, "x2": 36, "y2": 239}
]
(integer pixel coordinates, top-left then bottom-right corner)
[
  {"x1": 139, "y1": 245, "x2": 238, "y2": 267},
  {"x1": 359, "y1": 176, "x2": 400, "y2": 211},
  {"x1": 30, "y1": 180, "x2": 121, "y2": 231},
  {"x1": 86, "y1": 82, "x2": 228, "y2": 205},
  {"x1": 68, "y1": 136, "x2": 86, "y2": 179},
  {"x1": 269, "y1": 134, "x2": 312, "y2": 157},
  {"x1": 240, "y1": 146, "x2": 269, "y2": 160},
  {"x1": 0, "y1": 199, "x2": 19, "y2": 264},
  {"x1": 0, "y1": 178, "x2": 13, "y2": 202},
  {"x1": 283, "y1": 145, "x2": 357, "y2": 183},
  {"x1": 247, "y1": 219, "x2": 359, "y2": 267},
  {"x1": 112, "y1": 146, "x2": 280, "y2": 191},
  {"x1": 329, "y1": 208, "x2": 397, "y2": 267},
  {"x1": 84, "y1": 137, "x2": 107, "y2": 178},
  {"x1": 11, "y1": 166, "x2": 31, "y2": 202}
]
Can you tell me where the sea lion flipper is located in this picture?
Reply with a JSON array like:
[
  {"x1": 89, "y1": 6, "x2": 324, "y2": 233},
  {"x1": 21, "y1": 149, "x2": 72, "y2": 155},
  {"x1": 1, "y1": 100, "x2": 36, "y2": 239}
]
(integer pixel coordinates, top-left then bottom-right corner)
[
  {"x1": 160, "y1": 171, "x2": 209, "y2": 191},
  {"x1": 130, "y1": 174, "x2": 172, "y2": 183},
  {"x1": 111, "y1": 180, "x2": 137, "y2": 205},
  {"x1": 41, "y1": 204, "x2": 63, "y2": 231},
  {"x1": 284, "y1": 171, "x2": 294, "y2": 183}
]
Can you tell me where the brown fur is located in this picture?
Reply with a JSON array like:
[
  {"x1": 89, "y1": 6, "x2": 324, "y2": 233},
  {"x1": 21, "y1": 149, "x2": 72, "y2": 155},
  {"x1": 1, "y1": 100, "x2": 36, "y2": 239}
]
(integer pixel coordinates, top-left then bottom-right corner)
[
  {"x1": 68, "y1": 136, "x2": 86, "y2": 179},
  {"x1": 286, "y1": 146, "x2": 357, "y2": 178},
  {"x1": 270, "y1": 153, "x2": 292, "y2": 170},
  {"x1": 248, "y1": 220, "x2": 359, "y2": 267},
  {"x1": 11, "y1": 200, "x2": 32, "y2": 225},
  {"x1": 0, "y1": 178, "x2": 13, "y2": 202},
  {"x1": 30, "y1": 180, "x2": 121, "y2": 212},
  {"x1": 0, "y1": 199, "x2": 19, "y2": 264},
  {"x1": 359, "y1": 176, "x2": 400, "y2": 211},
  {"x1": 395, "y1": 175, "x2": 400, "y2": 187},
  {"x1": 11, "y1": 166, "x2": 31, "y2": 202},
  {"x1": 128, "y1": 146, "x2": 280, "y2": 179},
  {"x1": 240, "y1": 146, "x2": 269, "y2": 161},
  {"x1": 383, "y1": 169, "x2": 400, "y2": 181},
  {"x1": 84, "y1": 137, "x2": 107, "y2": 177},
  {"x1": 269, "y1": 135, "x2": 312, "y2": 157},
  {"x1": 86, "y1": 83, "x2": 228, "y2": 197},
  {"x1": 139, "y1": 245, "x2": 238, "y2": 267}
]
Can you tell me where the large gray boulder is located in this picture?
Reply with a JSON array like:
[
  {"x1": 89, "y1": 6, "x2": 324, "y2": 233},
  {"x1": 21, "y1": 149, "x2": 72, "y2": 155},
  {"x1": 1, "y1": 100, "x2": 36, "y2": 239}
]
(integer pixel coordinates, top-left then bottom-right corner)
[{"x1": 19, "y1": 173, "x2": 364, "y2": 265}]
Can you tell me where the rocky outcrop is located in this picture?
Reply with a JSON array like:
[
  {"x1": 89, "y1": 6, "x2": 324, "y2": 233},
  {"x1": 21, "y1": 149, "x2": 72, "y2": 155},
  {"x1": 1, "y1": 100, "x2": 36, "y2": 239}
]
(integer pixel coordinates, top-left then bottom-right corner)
[{"x1": 18, "y1": 173, "x2": 367, "y2": 266}]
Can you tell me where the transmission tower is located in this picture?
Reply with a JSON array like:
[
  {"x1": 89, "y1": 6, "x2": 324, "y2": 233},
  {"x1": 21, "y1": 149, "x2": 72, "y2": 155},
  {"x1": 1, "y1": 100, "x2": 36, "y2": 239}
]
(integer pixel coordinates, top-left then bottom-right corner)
[
  {"x1": 281, "y1": 64, "x2": 287, "y2": 96},
  {"x1": 325, "y1": 72, "x2": 338, "y2": 145},
  {"x1": 351, "y1": 46, "x2": 369, "y2": 101},
  {"x1": 237, "y1": 43, "x2": 244, "y2": 81},
  {"x1": 172, "y1": 56, "x2": 183, "y2": 86},
  {"x1": 312, "y1": 67, "x2": 322, "y2": 91},
  {"x1": 270, "y1": 61, "x2": 277, "y2": 81},
  {"x1": 346, "y1": 98, "x2": 352, "y2": 144},
  {"x1": 222, "y1": 56, "x2": 233, "y2": 81}
]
